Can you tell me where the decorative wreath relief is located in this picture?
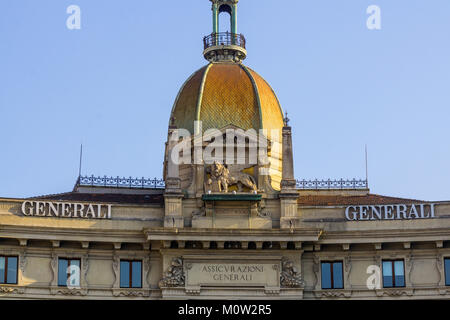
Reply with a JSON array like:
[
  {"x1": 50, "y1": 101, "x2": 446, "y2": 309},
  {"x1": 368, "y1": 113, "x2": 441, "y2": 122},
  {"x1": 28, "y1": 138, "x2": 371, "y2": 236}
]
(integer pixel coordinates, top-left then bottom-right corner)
[
  {"x1": 158, "y1": 257, "x2": 185, "y2": 288},
  {"x1": 280, "y1": 258, "x2": 304, "y2": 288}
]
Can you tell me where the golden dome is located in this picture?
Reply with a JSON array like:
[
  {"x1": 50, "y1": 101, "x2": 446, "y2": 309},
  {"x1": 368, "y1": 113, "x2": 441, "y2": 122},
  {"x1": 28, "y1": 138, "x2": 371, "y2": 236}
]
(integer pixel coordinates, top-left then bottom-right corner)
[{"x1": 169, "y1": 62, "x2": 284, "y2": 134}]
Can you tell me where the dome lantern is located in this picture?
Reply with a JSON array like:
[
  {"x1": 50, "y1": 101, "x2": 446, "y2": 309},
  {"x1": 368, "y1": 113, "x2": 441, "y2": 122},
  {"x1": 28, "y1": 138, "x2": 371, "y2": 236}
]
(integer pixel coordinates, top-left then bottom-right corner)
[{"x1": 203, "y1": 0, "x2": 247, "y2": 63}]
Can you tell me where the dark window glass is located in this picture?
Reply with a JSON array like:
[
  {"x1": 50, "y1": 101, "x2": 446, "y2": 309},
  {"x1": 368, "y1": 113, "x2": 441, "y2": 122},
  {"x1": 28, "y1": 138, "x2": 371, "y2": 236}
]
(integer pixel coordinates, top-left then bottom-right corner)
[
  {"x1": 321, "y1": 263, "x2": 332, "y2": 289},
  {"x1": 382, "y1": 260, "x2": 405, "y2": 288},
  {"x1": 382, "y1": 261, "x2": 393, "y2": 287},
  {"x1": 6, "y1": 257, "x2": 17, "y2": 284},
  {"x1": 0, "y1": 256, "x2": 18, "y2": 284},
  {"x1": 0, "y1": 257, "x2": 5, "y2": 284},
  {"x1": 394, "y1": 261, "x2": 405, "y2": 287},
  {"x1": 120, "y1": 261, "x2": 130, "y2": 288},
  {"x1": 131, "y1": 261, "x2": 142, "y2": 288},
  {"x1": 445, "y1": 258, "x2": 450, "y2": 286},
  {"x1": 332, "y1": 262, "x2": 344, "y2": 289},
  {"x1": 58, "y1": 258, "x2": 80, "y2": 287},
  {"x1": 120, "y1": 260, "x2": 142, "y2": 288},
  {"x1": 58, "y1": 259, "x2": 69, "y2": 286},
  {"x1": 321, "y1": 261, "x2": 343, "y2": 289}
]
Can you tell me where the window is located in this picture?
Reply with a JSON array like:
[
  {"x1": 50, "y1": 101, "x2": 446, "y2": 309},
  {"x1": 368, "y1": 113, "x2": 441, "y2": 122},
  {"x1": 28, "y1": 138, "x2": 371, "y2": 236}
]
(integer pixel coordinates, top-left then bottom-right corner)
[
  {"x1": 445, "y1": 258, "x2": 450, "y2": 286},
  {"x1": 321, "y1": 261, "x2": 344, "y2": 289},
  {"x1": 0, "y1": 256, "x2": 18, "y2": 284},
  {"x1": 58, "y1": 258, "x2": 80, "y2": 287},
  {"x1": 382, "y1": 260, "x2": 405, "y2": 288},
  {"x1": 120, "y1": 260, "x2": 142, "y2": 288}
]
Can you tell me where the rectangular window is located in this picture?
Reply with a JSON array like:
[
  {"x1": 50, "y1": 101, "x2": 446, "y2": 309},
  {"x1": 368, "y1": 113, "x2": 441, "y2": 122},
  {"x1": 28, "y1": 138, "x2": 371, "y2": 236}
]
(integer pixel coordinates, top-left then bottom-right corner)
[
  {"x1": 58, "y1": 258, "x2": 80, "y2": 287},
  {"x1": 0, "y1": 256, "x2": 18, "y2": 284},
  {"x1": 321, "y1": 261, "x2": 344, "y2": 289},
  {"x1": 120, "y1": 260, "x2": 142, "y2": 288},
  {"x1": 445, "y1": 258, "x2": 450, "y2": 286},
  {"x1": 382, "y1": 260, "x2": 405, "y2": 288}
]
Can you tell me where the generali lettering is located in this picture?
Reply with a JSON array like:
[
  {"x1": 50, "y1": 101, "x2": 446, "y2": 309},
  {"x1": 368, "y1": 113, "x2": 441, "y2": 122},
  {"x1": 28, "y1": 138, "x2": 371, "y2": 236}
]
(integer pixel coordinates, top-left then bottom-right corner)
[
  {"x1": 21, "y1": 201, "x2": 112, "y2": 219},
  {"x1": 345, "y1": 203, "x2": 436, "y2": 221}
]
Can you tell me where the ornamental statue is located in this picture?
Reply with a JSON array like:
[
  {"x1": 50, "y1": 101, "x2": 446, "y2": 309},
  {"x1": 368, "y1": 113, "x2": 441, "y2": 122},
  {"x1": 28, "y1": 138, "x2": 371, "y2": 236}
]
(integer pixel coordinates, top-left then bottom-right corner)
[{"x1": 205, "y1": 161, "x2": 257, "y2": 193}]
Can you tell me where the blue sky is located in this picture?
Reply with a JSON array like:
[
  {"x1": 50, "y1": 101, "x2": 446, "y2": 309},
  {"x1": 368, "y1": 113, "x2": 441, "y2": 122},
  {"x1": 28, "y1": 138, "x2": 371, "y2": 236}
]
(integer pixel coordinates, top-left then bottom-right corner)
[{"x1": 0, "y1": 0, "x2": 449, "y2": 201}]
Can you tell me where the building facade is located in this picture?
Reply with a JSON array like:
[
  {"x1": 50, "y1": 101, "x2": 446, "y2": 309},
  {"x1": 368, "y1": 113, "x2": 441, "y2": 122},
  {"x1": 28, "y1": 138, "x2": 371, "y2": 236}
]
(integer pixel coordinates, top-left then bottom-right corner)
[{"x1": 1, "y1": 0, "x2": 450, "y2": 300}]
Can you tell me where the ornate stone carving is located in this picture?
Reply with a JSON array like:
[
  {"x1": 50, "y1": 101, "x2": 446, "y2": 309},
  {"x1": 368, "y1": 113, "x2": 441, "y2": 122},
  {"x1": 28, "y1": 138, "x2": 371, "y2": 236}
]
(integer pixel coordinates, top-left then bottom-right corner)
[
  {"x1": 159, "y1": 257, "x2": 185, "y2": 288},
  {"x1": 143, "y1": 256, "x2": 151, "y2": 288},
  {"x1": 344, "y1": 255, "x2": 352, "y2": 289},
  {"x1": 312, "y1": 255, "x2": 320, "y2": 290},
  {"x1": 112, "y1": 255, "x2": 120, "y2": 288},
  {"x1": 112, "y1": 289, "x2": 149, "y2": 297},
  {"x1": 280, "y1": 258, "x2": 304, "y2": 288},
  {"x1": 315, "y1": 290, "x2": 352, "y2": 298},
  {"x1": 0, "y1": 286, "x2": 25, "y2": 294},
  {"x1": 436, "y1": 254, "x2": 443, "y2": 286},
  {"x1": 377, "y1": 289, "x2": 413, "y2": 297},
  {"x1": 55, "y1": 288, "x2": 86, "y2": 296},
  {"x1": 205, "y1": 161, "x2": 257, "y2": 193},
  {"x1": 50, "y1": 252, "x2": 58, "y2": 286}
]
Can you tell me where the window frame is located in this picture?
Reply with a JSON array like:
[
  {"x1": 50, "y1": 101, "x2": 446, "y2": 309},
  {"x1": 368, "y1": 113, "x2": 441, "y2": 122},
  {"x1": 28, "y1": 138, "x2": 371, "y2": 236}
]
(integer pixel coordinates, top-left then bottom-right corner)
[
  {"x1": 444, "y1": 257, "x2": 450, "y2": 286},
  {"x1": 57, "y1": 257, "x2": 81, "y2": 287},
  {"x1": 320, "y1": 260, "x2": 344, "y2": 290},
  {"x1": 382, "y1": 259, "x2": 406, "y2": 288},
  {"x1": 120, "y1": 259, "x2": 142, "y2": 289},
  {"x1": 0, "y1": 255, "x2": 19, "y2": 285}
]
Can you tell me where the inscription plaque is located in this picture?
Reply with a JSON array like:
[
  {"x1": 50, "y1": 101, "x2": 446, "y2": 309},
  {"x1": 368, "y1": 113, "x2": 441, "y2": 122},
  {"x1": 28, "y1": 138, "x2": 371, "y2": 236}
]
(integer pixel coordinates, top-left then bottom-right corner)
[{"x1": 185, "y1": 261, "x2": 280, "y2": 288}]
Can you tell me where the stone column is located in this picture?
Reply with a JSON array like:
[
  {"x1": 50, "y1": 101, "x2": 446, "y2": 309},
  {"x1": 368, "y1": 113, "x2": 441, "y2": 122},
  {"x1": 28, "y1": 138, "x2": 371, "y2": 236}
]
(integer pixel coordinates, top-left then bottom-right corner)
[
  {"x1": 164, "y1": 125, "x2": 184, "y2": 228},
  {"x1": 280, "y1": 124, "x2": 300, "y2": 229}
]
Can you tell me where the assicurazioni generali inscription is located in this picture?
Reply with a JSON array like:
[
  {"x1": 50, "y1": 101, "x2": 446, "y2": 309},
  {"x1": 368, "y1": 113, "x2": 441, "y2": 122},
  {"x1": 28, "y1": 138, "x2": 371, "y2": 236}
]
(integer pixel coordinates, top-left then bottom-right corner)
[{"x1": 185, "y1": 262, "x2": 280, "y2": 287}]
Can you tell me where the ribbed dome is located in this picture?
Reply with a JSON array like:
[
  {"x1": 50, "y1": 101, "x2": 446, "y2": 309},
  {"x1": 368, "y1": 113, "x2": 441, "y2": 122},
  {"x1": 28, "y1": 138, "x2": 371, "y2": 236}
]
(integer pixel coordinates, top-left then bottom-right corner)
[{"x1": 170, "y1": 62, "x2": 284, "y2": 134}]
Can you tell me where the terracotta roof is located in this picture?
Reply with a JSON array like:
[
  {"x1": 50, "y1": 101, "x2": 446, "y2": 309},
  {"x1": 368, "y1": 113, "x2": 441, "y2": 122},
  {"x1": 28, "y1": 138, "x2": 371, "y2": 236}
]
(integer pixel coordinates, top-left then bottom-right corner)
[
  {"x1": 28, "y1": 192, "x2": 164, "y2": 205},
  {"x1": 297, "y1": 194, "x2": 425, "y2": 206}
]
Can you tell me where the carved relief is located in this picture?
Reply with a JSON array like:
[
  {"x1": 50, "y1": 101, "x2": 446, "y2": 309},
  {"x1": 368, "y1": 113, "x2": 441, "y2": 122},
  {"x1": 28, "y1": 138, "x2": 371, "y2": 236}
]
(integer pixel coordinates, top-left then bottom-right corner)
[
  {"x1": 159, "y1": 257, "x2": 185, "y2": 288},
  {"x1": 112, "y1": 255, "x2": 120, "y2": 288},
  {"x1": 436, "y1": 254, "x2": 443, "y2": 286},
  {"x1": 405, "y1": 254, "x2": 414, "y2": 286},
  {"x1": 280, "y1": 258, "x2": 304, "y2": 288},
  {"x1": 50, "y1": 252, "x2": 58, "y2": 287},
  {"x1": 0, "y1": 286, "x2": 25, "y2": 294},
  {"x1": 315, "y1": 290, "x2": 352, "y2": 298},
  {"x1": 312, "y1": 255, "x2": 320, "y2": 290},
  {"x1": 344, "y1": 255, "x2": 352, "y2": 289},
  {"x1": 143, "y1": 256, "x2": 151, "y2": 288},
  {"x1": 204, "y1": 161, "x2": 257, "y2": 193},
  {"x1": 19, "y1": 250, "x2": 27, "y2": 283},
  {"x1": 81, "y1": 254, "x2": 89, "y2": 289}
]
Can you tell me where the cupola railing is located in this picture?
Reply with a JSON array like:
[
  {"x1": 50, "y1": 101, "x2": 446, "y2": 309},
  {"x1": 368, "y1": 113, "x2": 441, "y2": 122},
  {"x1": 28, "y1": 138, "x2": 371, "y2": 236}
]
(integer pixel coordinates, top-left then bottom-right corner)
[
  {"x1": 77, "y1": 175, "x2": 368, "y2": 190},
  {"x1": 203, "y1": 32, "x2": 246, "y2": 50}
]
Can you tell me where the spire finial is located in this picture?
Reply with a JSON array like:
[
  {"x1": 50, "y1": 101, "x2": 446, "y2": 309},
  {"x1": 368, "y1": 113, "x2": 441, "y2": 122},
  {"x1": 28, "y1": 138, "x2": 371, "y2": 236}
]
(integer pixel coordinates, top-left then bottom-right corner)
[{"x1": 284, "y1": 112, "x2": 290, "y2": 127}]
